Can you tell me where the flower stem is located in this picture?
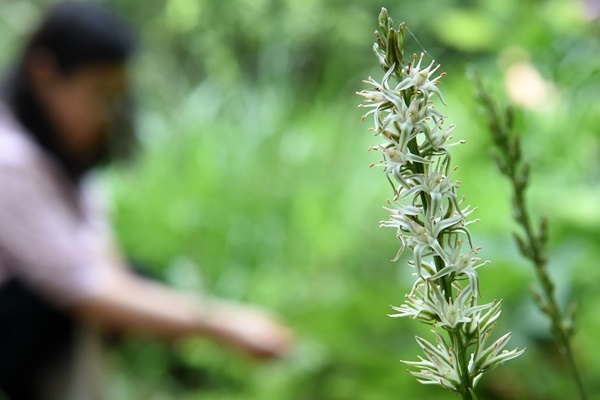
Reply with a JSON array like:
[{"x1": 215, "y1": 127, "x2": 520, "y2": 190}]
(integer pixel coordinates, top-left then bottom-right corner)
[
  {"x1": 434, "y1": 255, "x2": 453, "y2": 301},
  {"x1": 452, "y1": 329, "x2": 475, "y2": 400},
  {"x1": 562, "y1": 335, "x2": 588, "y2": 400}
]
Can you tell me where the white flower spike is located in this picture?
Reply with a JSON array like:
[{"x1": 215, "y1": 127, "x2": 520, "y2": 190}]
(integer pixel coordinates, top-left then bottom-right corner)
[{"x1": 359, "y1": 9, "x2": 524, "y2": 399}]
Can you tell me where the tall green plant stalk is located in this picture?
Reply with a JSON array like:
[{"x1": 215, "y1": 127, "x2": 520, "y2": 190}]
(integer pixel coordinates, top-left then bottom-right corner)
[
  {"x1": 471, "y1": 73, "x2": 588, "y2": 400},
  {"x1": 358, "y1": 9, "x2": 523, "y2": 399}
]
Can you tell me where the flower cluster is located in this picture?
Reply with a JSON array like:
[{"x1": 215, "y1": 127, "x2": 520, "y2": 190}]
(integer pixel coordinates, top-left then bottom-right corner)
[{"x1": 358, "y1": 9, "x2": 523, "y2": 398}]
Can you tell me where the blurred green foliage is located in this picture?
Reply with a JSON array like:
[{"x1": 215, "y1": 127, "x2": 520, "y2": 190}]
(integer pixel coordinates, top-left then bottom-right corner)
[{"x1": 1, "y1": 0, "x2": 600, "y2": 398}]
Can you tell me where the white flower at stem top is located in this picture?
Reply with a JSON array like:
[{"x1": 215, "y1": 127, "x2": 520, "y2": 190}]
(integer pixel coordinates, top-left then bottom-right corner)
[{"x1": 359, "y1": 8, "x2": 524, "y2": 398}]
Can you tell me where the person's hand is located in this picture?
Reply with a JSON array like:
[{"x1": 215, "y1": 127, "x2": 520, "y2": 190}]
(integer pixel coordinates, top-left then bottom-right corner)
[{"x1": 202, "y1": 300, "x2": 293, "y2": 360}]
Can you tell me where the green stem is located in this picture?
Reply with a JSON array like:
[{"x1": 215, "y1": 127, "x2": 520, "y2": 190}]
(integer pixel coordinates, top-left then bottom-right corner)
[
  {"x1": 452, "y1": 329, "x2": 475, "y2": 400},
  {"x1": 407, "y1": 131, "x2": 429, "y2": 209},
  {"x1": 434, "y1": 255, "x2": 453, "y2": 301},
  {"x1": 562, "y1": 338, "x2": 588, "y2": 400}
]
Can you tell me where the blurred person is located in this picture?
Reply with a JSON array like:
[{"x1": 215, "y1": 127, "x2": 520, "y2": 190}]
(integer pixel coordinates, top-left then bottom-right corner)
[{"x1": 0, "y1": 3, "x2": 291, "y2": 399}]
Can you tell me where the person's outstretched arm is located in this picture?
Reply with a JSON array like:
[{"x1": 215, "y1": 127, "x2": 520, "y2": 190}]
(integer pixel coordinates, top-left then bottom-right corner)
[{"x1": 72, "y1": 269, "x2": 291, "y2": 358}]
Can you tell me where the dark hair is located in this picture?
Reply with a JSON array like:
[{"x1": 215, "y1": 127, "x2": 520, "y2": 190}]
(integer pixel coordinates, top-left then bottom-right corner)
[
  {"x1": 23, "y1": 2, "x2": 137, "y2": 74},
  {"x1": 3, "y1": 2, "x2": 137, "y2": 181}
]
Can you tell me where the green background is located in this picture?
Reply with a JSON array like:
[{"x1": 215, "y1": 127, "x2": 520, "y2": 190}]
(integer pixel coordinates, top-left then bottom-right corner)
[{"x1": 1, "y1": 0, "x2": 600, "y2": 398}]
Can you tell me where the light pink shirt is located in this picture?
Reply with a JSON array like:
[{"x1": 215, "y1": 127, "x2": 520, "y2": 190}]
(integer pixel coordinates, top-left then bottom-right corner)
[{"x1": 0, "y1": 104, "x2": 120, "y2": 307}]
